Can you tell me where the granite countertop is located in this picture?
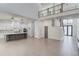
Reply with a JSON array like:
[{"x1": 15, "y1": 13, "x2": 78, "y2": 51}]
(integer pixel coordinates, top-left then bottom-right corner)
[{"x1": 5, "y1": 32, "x2": 27, "y2": 35}]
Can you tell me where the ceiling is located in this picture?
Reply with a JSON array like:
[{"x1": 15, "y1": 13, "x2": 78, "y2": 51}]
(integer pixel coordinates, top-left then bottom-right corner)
[
  {"x1": 0, "y1": 3, "x2": 39, "y2": 20},
  {"x1": 40, "y1": 3, "x2": 53, "y2": 7},
  {"x1": 38, "y1": 3, "x2": 61, "y2": 10}
]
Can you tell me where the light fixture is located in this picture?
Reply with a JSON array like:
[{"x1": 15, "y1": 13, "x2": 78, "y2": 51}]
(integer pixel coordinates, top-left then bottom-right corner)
[
  {"x1": 11, "y1": 17, "x2": 14, "y2": 19},
  {"x1": 20, "y1": 19, "x2": 24, "y2": 24}
]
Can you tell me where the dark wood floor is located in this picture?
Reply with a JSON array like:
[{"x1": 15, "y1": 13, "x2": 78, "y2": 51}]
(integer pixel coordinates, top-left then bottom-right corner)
[{"x1": 0, "y1": 36, "x2": 78, "y2": 56}]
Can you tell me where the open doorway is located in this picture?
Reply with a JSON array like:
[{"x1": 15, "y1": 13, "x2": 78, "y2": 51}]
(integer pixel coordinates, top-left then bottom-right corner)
[{"x1": 44, "y1": 26, "x2": 48, "y2": 39}]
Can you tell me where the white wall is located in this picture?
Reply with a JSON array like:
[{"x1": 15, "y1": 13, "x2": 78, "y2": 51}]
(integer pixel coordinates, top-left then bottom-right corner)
[
  {"x1": 27, "y1": 22, "x2": 35, "y2": 37},
  {"x1": 35, "y1": 19, "x2": 63, "y2": 40},
  {"x1": 63, "y1": 3, "x2": 79, "y2": 11},
  {"x1": 34, "y1": 21, "x2": 41, "y2": 38},
  {"x1": 77, "y1": 18, "x2": 79, "y2": 39}
]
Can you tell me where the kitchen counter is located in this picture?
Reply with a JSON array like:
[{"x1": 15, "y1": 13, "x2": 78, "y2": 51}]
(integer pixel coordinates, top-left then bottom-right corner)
[
  {"x1": 6, "y1": 33, "x2": 27, "y2": 41},
  {"x1": 6, "y1": 32, "x2": 27, "y2": 35}
]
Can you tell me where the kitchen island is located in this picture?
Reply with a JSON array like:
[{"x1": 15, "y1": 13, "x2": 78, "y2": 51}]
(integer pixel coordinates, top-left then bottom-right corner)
[{"x1": 6, "y1": 33, "x2": 27, "y2": 41}]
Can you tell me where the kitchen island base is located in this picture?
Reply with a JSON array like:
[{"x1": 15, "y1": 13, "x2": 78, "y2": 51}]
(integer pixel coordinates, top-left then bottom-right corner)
[{"x1": 6, "y1": 33, "x2": 27, "y2": 41}]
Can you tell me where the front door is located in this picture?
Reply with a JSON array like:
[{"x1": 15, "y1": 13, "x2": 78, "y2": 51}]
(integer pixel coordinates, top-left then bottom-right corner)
[{"x1": 63, "y1": 25, "x2": 73, "y2": 36}]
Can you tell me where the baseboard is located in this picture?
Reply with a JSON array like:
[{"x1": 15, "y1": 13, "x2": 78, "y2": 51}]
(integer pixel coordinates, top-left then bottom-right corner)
[
  {"x1": 48, "y1": 38, "x2": 60, "y2": 41},
  {"x1": 34, "y1": 37, "x2": 60, "y2": 40}
]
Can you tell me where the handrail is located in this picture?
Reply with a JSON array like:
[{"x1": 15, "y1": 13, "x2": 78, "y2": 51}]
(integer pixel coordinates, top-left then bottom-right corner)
[
  {"x1": 38, "y1": 3, "x2": 79, "y2": 18},
  {"x1": 39, "y1": 3, "x2": 62, "y2": 12},
  {"x1": 38, "y1": 3, "x2": 64, "y2": 18}
]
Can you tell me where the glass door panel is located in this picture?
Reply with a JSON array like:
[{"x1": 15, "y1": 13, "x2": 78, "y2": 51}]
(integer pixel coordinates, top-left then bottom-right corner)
[
  {"x1": 64, "y1": 26, "x2": 67, "y2": 36},
  {"x1": 68, "y1": 25, "x2": 72, "y2": 36},
  {"x1": 63, "y1": 25, "x2": 72, "y2": 36}
]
